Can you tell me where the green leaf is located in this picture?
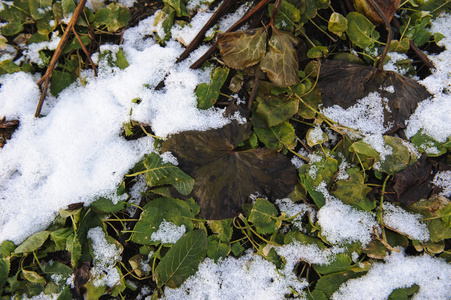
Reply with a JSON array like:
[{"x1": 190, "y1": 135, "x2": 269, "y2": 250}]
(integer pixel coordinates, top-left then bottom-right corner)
[
  {"x1": 313, "y1": 270, "x2": 364, "y2": 298},
  {"x1": 331, "y1": 168, "x2": 372, "y2": 209},
  {"x1": 91, "y1": 197, "x2": 126, "y2": 213},
  {"x1": 162, "y1": 121, "x2": 297, "y2": 219},
  {"x1": 1, "y1": 21, "x2": 24, "y2": 36},
  {"x1": 248, "y1": 198, "x2": 278, "y2": 234},
  {"x1": 307, "y1": 46, "x2": 328, "y2": 59},
  {"x1": 437, "y1": 203, "x2": 451, "y2": 228},
  {"x1": 153, "y1": 6, "x2": 175, "y2": 43},
  {"x1": 207, "y1": 236, "x2": 229, "y2": 262},
  {"x1": 66, "y1": 233, "x2": 82, "y2": 267},
  {"x1": 409, "y1": 130, "x2": 447, "y2": 157},
  {"x1": 254, "y1": 121, "x2": 296, "y2": 150},
  {"x1": 375, "y1": 136, "x2": 417, "y2": 175},
  {"x1": 141, "y1": 152, "x2": 194, "y2": 196},
  {"x1": 62, "y1": 35, "x2": 91, "y2": 54},
  {"x1": 50, "y1": 70, "x2": 75, "y2": 97},
  {"x1": 131, "y1": 197, "x2": 195, "y2": 245},
  {"x1": 268, "y1": 0, "x2": 300, "y2": 31},
  {"x1": 313, "y1": 253, "x2": 352, "y2": 275},
  {"x1": 0, "y1": 258, "x2": 10, "y2": 290},
  {"x1": 44, "y1": 261, "x2": 72, "y2": 277},
  {"x1": 0, "y1": 60, "x2": 21, "y2": 74},
  {"x1": 196, "y1": 67, "x2": 229, "y2": 109},
  {"x1": 98, "y1": 48, "x2": 129, "y2": 70},
  {"x1": 93, "y1": 3, "x2": 130, "y2": 32},
  {"x1": 346, "y1": 12, "x2": 380, "y2": 49},
  {"x1": 0, "y1": 240, "x2": 16, "y2": 258},
  {"x1": 255, "y1": 94, "x2": 299, "y2": 127},
  {"x1": 28, "y1": 0, "x2": 52, "y2": 20},
  {"x1": 218, "y1": 28, "x2": 267, "y2": 70},
  {"x1": 328, "y1": 12, "x2": 347, "y2": 37},
  {"x1": 14, "y1": 231, "x2": 50, "y2": 254},
  {"x1": 231, "y1": 242, "x2": 245, "y2": 256},
  {"x1": 207, "y1": 219, "x2": 233, "y2": 243},
  {"x1": 389, "y1": 284, "x2": 420, "y2": 300},
  {"x1": 22, "y1": 270, "x2": 46, "y2": 284},
  {"x1": 260, "y1": 30, "x2": 300, "y2": 87},
  {"x1": 284, "y1": 231, "x2": 326, "y2": 249},
  {"x1": 400, "y1": 12, "x2": 432, "y2": 47},
  {"x1": 61, "y1": 0, "x2": 75, "y2": 16},
  {"x1": 50, "y1": 228, "x2": 73, "y2": 251},
  {"x1": 163, "y1": 0, "x2": 188, "y2": 17},
  {"x1": 155, "y1": 229, "x2": 208, "y2": 288}
]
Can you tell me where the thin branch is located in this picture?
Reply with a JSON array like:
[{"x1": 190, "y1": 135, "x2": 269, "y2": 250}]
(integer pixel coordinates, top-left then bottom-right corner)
[
  {"x1": 367, "y1": 0, "x2": 393, "y2": 70},
  {"x1": 35, "y1": 0, "x2": 88, "y2": 117},
  {"x1": 72, "y1": 28, "x2": 97, "y2": 77}
]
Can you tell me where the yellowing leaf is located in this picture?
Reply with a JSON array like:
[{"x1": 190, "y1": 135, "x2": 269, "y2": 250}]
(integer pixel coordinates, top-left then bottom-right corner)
[
  {"x1": 260, "y1": 30, "x2": 300, "y2": 87},
  {"x1": 218, "y1": 28, "x2": 267, "y2": 70}
]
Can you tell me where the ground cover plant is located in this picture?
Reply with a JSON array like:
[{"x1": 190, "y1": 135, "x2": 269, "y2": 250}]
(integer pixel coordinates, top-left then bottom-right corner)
[{"x1": 1, "y1": 0, "x2": 451, "y2": 299}]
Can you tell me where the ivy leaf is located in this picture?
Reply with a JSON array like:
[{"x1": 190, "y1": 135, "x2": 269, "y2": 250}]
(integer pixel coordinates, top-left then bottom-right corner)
[
  {"x1": 0, "y1": 60, "x2": 21, "y2": 74},
  {"x1": 207, "y1": 236, "x2": 229, "y2": 262},
  {"x1": 218, "y1": 28, "x2": 267, "y2": 70},
  {"x1": 312, "y1": 270, "x2": 365, "y2": 299},
  {"x1": 248, "y1": 198, "x2": 279, "y2": 234},
  {"x1": 14, "y1": 231, "x2": 50, "y2": 254},
  {"x1": 196, "y1": 67, "x2": 229, "y2": 109},
  {"x1": 375, "y1": 136, "x2": 417, "y2": 175},
  {"x1": 318, "y1": 60, "x2": 431, "y2": 133},
  {"x1": 346, "y1": 12, "x2": 380, "y2": 49},
  {"x1": 162, "y1": 121, "x2": 297, "y2": 219},
  {"x1": 155, "y1": 229, "x2": 208, "y2": 288},
  {"x1": 260, "y1": 30, "x2": 300, "y2": 87},
  {"x1": 141, "y1": 152, "x2": 194, "y2": 196},
  {"x1": 255, "y1": 94, "x2": 299, "y2": 127},
  {"x1": 50, "y1": 70, "x2": 75, "y2": 97}
]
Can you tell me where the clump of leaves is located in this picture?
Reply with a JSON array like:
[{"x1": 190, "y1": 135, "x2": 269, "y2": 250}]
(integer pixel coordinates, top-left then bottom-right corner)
[{"x1": 161, "y1": 121, "x2": 297, "y2": 219}]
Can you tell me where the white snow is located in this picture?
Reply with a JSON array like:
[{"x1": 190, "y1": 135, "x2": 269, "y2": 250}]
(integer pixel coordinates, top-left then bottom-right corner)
[
  {"x1": 332, "y1": 251, "x2": 451, "y2": 300},
  {"x1": 150, "y1": 219, "x2": 186, "y2": 244},
  {"x1": 432, "y1": 170, "x2": 451, "y2": 197}
]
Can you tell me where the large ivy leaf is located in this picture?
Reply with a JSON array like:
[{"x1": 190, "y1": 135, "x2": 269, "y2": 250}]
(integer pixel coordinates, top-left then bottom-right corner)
[
  {"x1": 131, "y1": 197, "x2": 195, "y2": 245},
  {"x1": 260, "y1": 30, "x2": 300, "y2": 87},
  {"x1": 318, "y1": 60, "x2": 431, "y2": 133},
  {"x1": 161, "y1": 121, "x2": 297, "y2": 219},
  {"x1": 141, "y1": 152, "x2": 194, "y2": 196},
  {"x1": 218, "y1": 28, "x2": 267, "y2": 70},
  {"x1": 155, "y1": 229, "x2": 208, "y2": 288},
  {"x1": 346, "y1": 12, "x2": 380, "y2": 49}
]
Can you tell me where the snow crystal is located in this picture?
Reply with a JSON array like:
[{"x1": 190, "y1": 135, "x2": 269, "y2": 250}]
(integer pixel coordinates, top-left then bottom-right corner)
[
  {"x1": 316, "y1": 183, "x2": 378, "y2": 246},
  {"x1": 383, "y1": 202, "x2": 429, "y2": 242},
  {"x1": 432, "y1": 170, "x2": 451, "y2": 197},
  {"x1": 87, "y1": 227, "x2": 122, "y2": 287},
  {"x1": 160, "y1": 151, "x2": 179, "y2": 165},
  {"x1": 150, "y1": 219, "x2": 186, "y2": 244},
  {"x1": 332, "y1": 251, "x2": 451, "y2": 300},
  {"x1": 163, "y1": 249, "x2": 308, "y2": 300}
]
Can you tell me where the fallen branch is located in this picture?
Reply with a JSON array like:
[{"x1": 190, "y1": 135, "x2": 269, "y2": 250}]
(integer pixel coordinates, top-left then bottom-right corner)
[
  {"x1": 35, "y1": 0, "x2": 88, "y2": 117},
  {"x1": 72, "y1": 27, "x2": 97, "y2": 77}
]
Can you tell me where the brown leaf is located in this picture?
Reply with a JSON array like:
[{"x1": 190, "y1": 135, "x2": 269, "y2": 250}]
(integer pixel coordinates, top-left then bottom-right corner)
[
  {"x1": 353, "y1": 0, "x2": 401, "y2": 24},
  {"x1": 73, "y1": 261, "x2": 90, "y2": 296},
  {"x1": 260, "y1": 30, "x2": 300, "y2": 87},
  {"x1": 318, "y1": 60, "x2": 431, "y2": 133},
  {"x1": 161, "y1": 121, "x2": 297, "y2": 219},
  {"x1": 217, "y1": 28, "x2": 267, "y2": 70}
]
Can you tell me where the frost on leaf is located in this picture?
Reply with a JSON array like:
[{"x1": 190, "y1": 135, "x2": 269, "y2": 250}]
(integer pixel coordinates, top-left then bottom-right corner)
[
  {"x1": 161, "y1": 121, "x2": 297, "y2": 219},
  {"x1": 318, "y1": 60, "x2": 431, "y2": 133}
]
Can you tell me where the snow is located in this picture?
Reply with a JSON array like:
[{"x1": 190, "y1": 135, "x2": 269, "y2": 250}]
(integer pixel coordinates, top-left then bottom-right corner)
[
  {"x1": 332, "y1": 251, "x2": 451, "y2": 300},
  {"x1": 383, "y1": 202, "x2": 430, "y2": 242},
  {"x1": 432, "y1": 170, "x2": 451, "y2": 197},
  {"x1": 150, "y1": 219, "x2": 186, "y2": 244}
]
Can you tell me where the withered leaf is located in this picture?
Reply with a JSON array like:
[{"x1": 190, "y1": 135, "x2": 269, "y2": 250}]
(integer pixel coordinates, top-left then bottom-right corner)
[
  {"x1": 318, "y1": 60, "x2": 431, "y2": 132},
  {"x1": 217, "y1": 28, "x2": 267, "y2": 70},
  {"x1": 353, "y1": 0, "x2": 401, "y2": 24},
  {"x1": 260, "y1": 30, "x2": 300, "y2": 87},
  {"x1": 161, "y1": 121, "x2": 297, "y2": 219}
]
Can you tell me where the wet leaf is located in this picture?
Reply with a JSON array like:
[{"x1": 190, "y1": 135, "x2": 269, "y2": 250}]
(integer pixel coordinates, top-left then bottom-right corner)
[
  {"x1": 142, "y1": 152, "x2": 194, "y2": 196},
  {"x1": 254, "y1": 121, "x2": 296, "y2": 150},
  {"x1": 0, "y1": 60, "x2": 21, "y2": 74},
  {"x1": 318, "y1": 60, "x2": 431, "y2": 132},
  {"x1": 255, "y1": 94, "x2": 299, "y2": 127},
  {"x1": 155, "y1": 230, "x2": 208, "y2": 288},
  {"x1": 332, "y1": 167, "x2": 372, "y2": 209},
  {"x1": 313, "y1": 253, "x2": 352, "y2": 275},
  {"x1": 22, "y1": 270, "x2": 46, "y2": 284},
  {"x1": 268, "y1": 0, "x2": 300, "y2": 31},
  {"x1": 346, "y1": 12, "x2": 380, "y2": 49},
  {"x1": 218, "y1": 28, "x2": 267, "y2": 70},
  {"x1": 249, "y1": 198, "x2": 279, "y2": 234},
  {"x1": 260, "y1": 30, "x2": 300, "y2": 87},
  {"x1": 162, "y1": 121, "x2": 297, "y2": 219},
  {"x1": 131, "y1": 198, "x2": 195, "y2": 245},
  {"x1": 375, "y1": 136, "x2": 417, "y2": 175},
  {"x1": 196, "y1": 67, "x2": 229, "y2": 109},
  {"x1": 14, "y1": 231, "x2": 50, "y2": 254}
]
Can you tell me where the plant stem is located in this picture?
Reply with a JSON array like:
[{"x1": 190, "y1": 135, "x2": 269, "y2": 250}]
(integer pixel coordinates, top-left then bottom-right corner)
[{"x1": 367, "y1": 0, "x2": 393, "y2": 70}]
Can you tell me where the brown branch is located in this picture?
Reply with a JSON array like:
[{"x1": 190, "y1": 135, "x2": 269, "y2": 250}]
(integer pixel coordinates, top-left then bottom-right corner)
[
  {"x1": 35, "y1": 0, "x2": 88, "y2": 117},
  {"x1": 268, "y1": 0, "x2": 283, "y2": 27},
  {"x1": 367, "y1": 0, "x2": 393, "y2": 70},
  {"x1": 72, "y1": 27, "x2": 97, "y2": 77},
  {"x1": 190, "y1": 0, "x2": 272, "y2": 69}
]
